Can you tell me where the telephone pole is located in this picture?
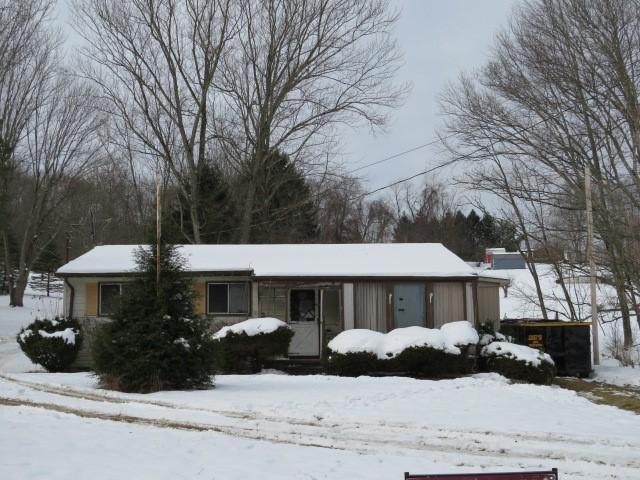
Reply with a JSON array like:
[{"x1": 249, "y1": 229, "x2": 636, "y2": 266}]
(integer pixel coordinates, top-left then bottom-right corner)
[{"x1": 585, "y1": 165, "x2": 600, "y2": 366}]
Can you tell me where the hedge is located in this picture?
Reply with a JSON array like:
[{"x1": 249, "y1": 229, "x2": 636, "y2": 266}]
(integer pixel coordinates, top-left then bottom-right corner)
[
  {"x1": 481, "y1": 350, "x2": 556, "y2": 385},
  {"x1": 213, "y1": 326, "x2": 294, "y2": 374},
  {"x1": 326, "y1": 345, "x2": 474, "y2": 378}
]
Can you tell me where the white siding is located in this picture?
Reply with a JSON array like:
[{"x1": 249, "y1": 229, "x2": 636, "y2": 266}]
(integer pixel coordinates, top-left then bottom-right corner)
[{"x1": 343, "y1": 283, "x2": 355, "y2": 330}]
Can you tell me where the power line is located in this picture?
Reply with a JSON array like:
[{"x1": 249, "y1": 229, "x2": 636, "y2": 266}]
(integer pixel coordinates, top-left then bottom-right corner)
[
  {"x1": 346, "y1": 135, "x2": 452, "y2": 174},
  {"x1": 198, "y1": 107, "x2": 568, "y2": 237}
]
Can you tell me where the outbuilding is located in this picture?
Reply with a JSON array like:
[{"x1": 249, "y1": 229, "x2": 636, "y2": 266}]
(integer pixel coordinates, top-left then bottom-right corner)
[{"x1": 56, "y1": 243, "x2": 506, "y2": 367}]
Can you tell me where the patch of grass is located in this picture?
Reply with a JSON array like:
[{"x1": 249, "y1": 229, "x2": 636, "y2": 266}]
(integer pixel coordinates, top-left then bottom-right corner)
[{"x1": 555, "y1": 377, "x2": 640, "y2": 415}]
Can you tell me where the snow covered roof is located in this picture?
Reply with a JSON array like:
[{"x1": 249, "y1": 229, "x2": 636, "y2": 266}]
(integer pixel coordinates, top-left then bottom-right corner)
[{"x1": 56, "y1": 243, "x2": 478, "y2": 278}]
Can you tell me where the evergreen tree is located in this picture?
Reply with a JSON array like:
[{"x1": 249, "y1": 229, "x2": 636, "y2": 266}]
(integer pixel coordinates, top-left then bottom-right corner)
[
  {"x1": 92, "y1": 241, "x2": 216, "y2": 393},
  {"x1": 167, "y1": 162, "x2": 238, "y2": 244},
  {"x1": 29, "y1": 243, "x2": 63, "y2": 296},
  {"x1": 249, "y1": 151, "x2": 318, "y2": 243}
]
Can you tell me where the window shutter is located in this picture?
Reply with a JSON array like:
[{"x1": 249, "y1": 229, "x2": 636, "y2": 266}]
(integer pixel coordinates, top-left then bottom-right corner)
[
  {"x1": 194, "y1": 281, "x2": 206, "y2": 315},
  {"x1": 86, "y1": 283, "x2": 98, "y2": 317}
]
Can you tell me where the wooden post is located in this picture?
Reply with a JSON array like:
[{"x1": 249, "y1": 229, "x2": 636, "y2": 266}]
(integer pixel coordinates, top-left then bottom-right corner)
[
  {"x1": 585, "y1": 165, "x2": 600, "y2": 366},
  {"x1": 156, "y1": 169, "x2": 161, "y2": 295}
]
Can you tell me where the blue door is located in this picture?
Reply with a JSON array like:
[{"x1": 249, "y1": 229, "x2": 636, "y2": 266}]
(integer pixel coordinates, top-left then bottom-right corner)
[{"x1": 393, "y1": 283, "x2": 425, "y2": 328}]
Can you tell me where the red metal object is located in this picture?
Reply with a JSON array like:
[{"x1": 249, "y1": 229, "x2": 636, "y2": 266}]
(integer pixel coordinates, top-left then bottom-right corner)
[{"x1": 404, "y1": 470, "x2": 558, "y2": 480}]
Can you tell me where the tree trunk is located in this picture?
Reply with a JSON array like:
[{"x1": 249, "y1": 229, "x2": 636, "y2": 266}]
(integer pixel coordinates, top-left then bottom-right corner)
[
  {"x1": 613, "y1": 273, "x2": 634, "y2": 349},
  {"x1": 238, "y1": 184, "x2": 256, "y2": 244},
  {"x1": 9, "y1": 270, "x2": 27, "y2": 307}
]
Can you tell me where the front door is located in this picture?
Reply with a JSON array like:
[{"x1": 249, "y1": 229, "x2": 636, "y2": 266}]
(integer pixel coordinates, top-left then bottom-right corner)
[
  {"x1": 288, "y1": 289, "x2": 320, "y2": 356},
  {"x1": 394, "y1": 283, "x2": 426, "y2": 328}
]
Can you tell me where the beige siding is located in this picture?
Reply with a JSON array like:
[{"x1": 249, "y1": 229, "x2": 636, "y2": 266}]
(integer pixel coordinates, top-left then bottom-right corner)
[
  {"x1": 354, "y1": 282, "x2": 387, "y2": 332},
  {"x1": 74, "y1": 316, "x2": 111, "y2": 368},
  {"x1": 432, "y1": 282, "x2": 464, "y2": 328},
  {"x1": 85, "y1": 283, "x2": 97, "y2": 316},
  {"x1": 194, "y1": 281, "x2": 206, "y2": 315},
  {"x1": 477, "y1": 281, "x2": 500, "y2": 330},
  {"x1": 67, "y1": 274, "x2": 252, "y2": 368}
]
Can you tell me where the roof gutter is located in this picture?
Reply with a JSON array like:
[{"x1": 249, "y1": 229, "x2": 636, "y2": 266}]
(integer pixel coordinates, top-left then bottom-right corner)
[{"x1": 64, "y1": 277, "x2": 75, "y2": 318}]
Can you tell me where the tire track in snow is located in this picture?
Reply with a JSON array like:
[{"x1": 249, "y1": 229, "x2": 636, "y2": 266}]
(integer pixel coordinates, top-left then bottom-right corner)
[
  {"x1": 2, "y1": 375, "x2": 640, "y2": 478},
  {"x1": 2, "y1": 373, "x2": 638, "y2": 450},
  {"x1": 1, "y1": 394, "x2": 637, "y2": 480}
]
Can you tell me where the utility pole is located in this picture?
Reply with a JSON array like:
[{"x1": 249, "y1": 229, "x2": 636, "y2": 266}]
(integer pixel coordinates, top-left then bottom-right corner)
[
  {"x1": 585, "y1": 165, "x2": 600, "y2": 366},
  {"x1": 156, "y1": 168, "x2": 161, "y2": 294}
]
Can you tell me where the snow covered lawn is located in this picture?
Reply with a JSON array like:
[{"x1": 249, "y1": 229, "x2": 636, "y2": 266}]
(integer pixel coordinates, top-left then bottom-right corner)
[
  {"x1": 0, "y1": 294, "x2": 61, "y2": 373},
  {"x1": 591, "y1": 358, "x2": 640, "y2": 388},
  {"x1": 2, "y1": 293, "x2": 640, "y2": 479},
  {"x1": 2, "y1": 371, "x2": 640, "y2": 479}
]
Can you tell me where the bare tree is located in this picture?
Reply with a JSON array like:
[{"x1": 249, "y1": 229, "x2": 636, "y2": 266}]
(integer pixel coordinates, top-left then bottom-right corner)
[
  {"x1": 0, "y1": 0, "x2": 58, "y2": 293},
  {"x1": 217, "y1": 0, "x2": 408, "y2": 243},
  {"x1": 6, "y1": 77, "x2": 102, "y2": 305},
  {"x1": 74, "y1": 0, "x2": 239, "y2": 243},
  {"x1": 441, "y1": 0, "x2": 640, "y2": 348}
]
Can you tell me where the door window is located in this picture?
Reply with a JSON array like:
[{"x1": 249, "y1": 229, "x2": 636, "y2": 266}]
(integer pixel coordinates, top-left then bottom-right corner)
[{"x1": 290, "y1": 289, "x2": 316, "y2": 322}]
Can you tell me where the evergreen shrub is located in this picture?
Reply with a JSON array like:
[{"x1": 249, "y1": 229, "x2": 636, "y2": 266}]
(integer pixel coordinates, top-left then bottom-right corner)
[
  {"x1": 92, "y1": 243, "x2": 216, "y2": 393},
  {"x1": 214, "y1": 326, "x2": 293, "y2": 374},
  {"x1": 17, "y1": 317, "x2": 82, "y2": 372}
]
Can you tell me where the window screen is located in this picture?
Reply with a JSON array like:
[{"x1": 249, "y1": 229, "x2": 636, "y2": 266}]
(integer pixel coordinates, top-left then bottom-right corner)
[{"x1": 99, "y1": 283, "x2": 122, "y2": 316}]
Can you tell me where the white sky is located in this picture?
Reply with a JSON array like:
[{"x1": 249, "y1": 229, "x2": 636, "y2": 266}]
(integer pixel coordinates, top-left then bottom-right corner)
[
  {"x1": 57, "y1": 0, "x2": 518, "y2": 206},
  {"x1": 342, "y1": 0, "x2": 518, "y2": 202}
]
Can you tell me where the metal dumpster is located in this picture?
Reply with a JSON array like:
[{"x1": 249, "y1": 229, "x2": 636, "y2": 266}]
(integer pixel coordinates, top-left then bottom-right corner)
[{"x1": 500, "y1": 321, "x2": 592, "y2": 377}]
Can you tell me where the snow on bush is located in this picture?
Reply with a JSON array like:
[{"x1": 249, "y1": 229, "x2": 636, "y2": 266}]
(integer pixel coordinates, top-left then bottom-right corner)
[
  {"x1": 481, "y1": 342, "x2": 556, "y2": 385},
  {"x1": 17, "y1": 317, "x2": 82, "y2": 372},
  {"x1": 481, "y1": 342, "x2": 553, "y2": 367},
  {"x1": 326, "y1": 329, "x2": 384, "y2": 356},
  {"x1": 440, "y1": 321, "x2": 479, "y2": 347},
  {"x1": 213, "y1": 318, "x2": 293, "y2": 374},
  {"x1": 213, "y1": 317, "x2": 289, "y2": 340},
  {"x1": 36, "y1": 328, "x2": 77, "y2": 345},
  {"x1": 328, "y1": 324, "x2": 477, "y2": 360},
  {"x1": 326, "y1": 323, "x2": 480, "y2": 377},
  {"x1": 479, "y1": 331, "x2": 508, "y2": 346}
]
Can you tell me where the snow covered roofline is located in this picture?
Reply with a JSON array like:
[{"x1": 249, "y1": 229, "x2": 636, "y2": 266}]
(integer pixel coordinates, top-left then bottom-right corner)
[{"x1": 56, "y1": 243, "x2": 479, "y2": 279}]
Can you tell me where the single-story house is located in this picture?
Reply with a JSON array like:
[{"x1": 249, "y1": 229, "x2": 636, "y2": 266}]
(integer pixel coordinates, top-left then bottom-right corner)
[{"x1": 56, "y1": 243, "x2": 507, "y2": 367}]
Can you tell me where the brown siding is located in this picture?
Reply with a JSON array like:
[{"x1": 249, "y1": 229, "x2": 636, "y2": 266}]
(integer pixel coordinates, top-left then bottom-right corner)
[
  {"x1": 354, "y1": 282, "x2": 387, "y2": 332},
  {"x1": 85, "y1": 283, "x2": 97, "y2": 317},
  {"x1": 194, "y1": 281, "x2": 206, "y2": 315},
  {"x1": 432, "y1": 282, "x2": 464, "y2": 328},
  {"x1": 477, "y1": 282, "x2": 500, "y2": 330}
]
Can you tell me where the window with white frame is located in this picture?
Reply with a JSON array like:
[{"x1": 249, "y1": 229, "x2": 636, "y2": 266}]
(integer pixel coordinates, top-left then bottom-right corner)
[{"x1": 207, "y1": 282, "x2": 249, "y2": 314}]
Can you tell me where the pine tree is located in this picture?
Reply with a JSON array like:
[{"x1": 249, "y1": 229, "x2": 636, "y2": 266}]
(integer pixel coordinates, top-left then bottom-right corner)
[
  {"x1": 248, "y1": 150, "x2": 318, "y2": 243},
  {"x1": 29, "y1": 243, "x2": 63, "y2": 296},
  {"x1": 92, "y1": 241, "x2": 216, "y2": 393},
  {"x1": 167, "y1": 162, "x2": 239, "y2": 244}
]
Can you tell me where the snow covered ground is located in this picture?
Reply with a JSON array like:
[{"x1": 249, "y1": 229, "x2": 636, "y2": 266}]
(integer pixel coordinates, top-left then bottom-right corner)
[
  {"x1": 0, "y1": 293, "x2": 61, "y2": 373},
  {"x1": 2, "y1": 291, "x2": 640, "y2": 479},
  {"x1": 484, "y1": 263, "x2": 640, "y2": 373},
  {"x1": 592, "y1": 359, "x2": 640, "y2": 388}
]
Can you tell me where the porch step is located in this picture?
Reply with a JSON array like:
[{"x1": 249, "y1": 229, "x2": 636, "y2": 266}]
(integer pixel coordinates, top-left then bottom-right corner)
[{"x1": 263, "y1": 359, "x2": 324, "y2": 376}]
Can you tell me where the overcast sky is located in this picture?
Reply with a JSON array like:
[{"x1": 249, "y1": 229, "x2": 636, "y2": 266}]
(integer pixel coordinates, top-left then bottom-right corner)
[{"x1": 342, "y1": 0, "x2": 517, "y2": 201}]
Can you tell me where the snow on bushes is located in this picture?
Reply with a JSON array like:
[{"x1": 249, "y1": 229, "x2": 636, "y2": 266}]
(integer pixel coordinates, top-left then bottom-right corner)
[
  {"x1": 440, "y1": 321, "x2": 479, "y2": 347},
  {"x1": 213, "y1": 317, "x2": 294, "y2": 374},
  {"x1": 213, "y1": 317, "x2": 288, "y2": 339},
  {"x1": 326, "y1": 323, "x2": 477, "y2": 378},
  {"x1": 481, "y1": 341, "x2": 556, "y2": 385},
  {"x1": 17, "y1": 317, "x2": 82, "y2": 372}
]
